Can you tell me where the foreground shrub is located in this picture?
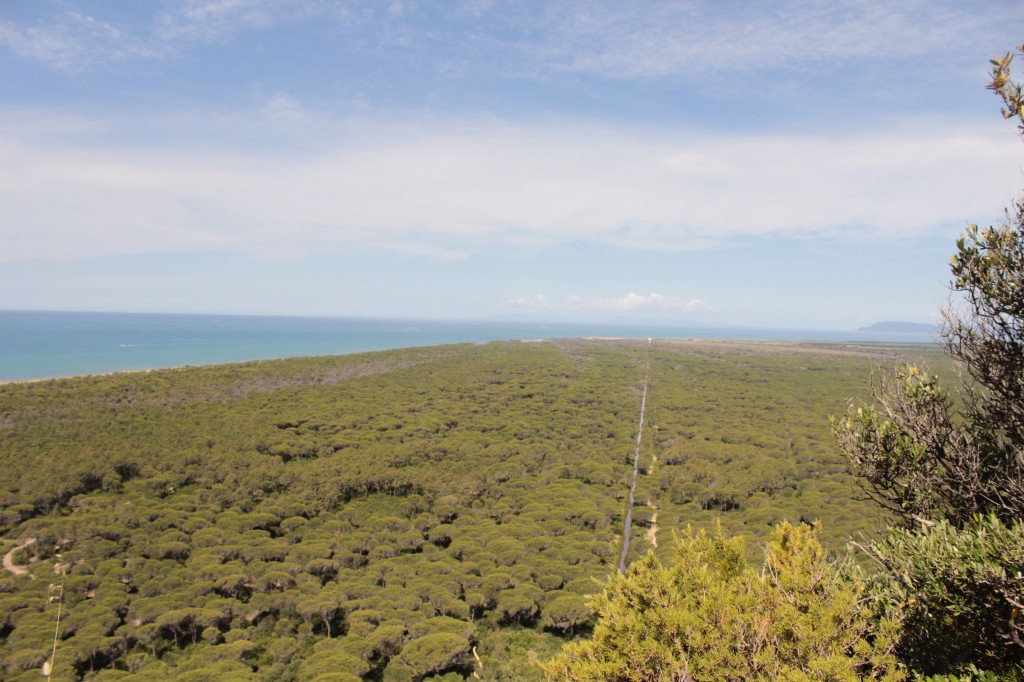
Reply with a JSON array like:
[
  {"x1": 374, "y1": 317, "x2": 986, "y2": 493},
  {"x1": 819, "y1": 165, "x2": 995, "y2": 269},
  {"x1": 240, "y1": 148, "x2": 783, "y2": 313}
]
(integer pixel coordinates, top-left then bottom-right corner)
[
  {"x1": 866, "y1": 514, "x2": 1024, "y2": 677},
  {"x1": 543, "y1": 522, "x2": 903, "y2": 681}
]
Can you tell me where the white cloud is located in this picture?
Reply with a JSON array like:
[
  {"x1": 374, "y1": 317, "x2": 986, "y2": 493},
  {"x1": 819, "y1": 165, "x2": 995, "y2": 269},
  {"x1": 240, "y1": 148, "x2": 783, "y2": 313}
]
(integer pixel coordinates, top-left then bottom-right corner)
[
  {"x1": 504, "y1": 292, "x2": 706, "y2": 316},
  {"x1": 591, "y1": 292, "x2": 706, "y2": 312},
  {"x1": 1, "y1": 111, "x2": 1020, "y2": 265},
  {"x1": 509, "y1": 295, "x2": 553, "y2": 309}
]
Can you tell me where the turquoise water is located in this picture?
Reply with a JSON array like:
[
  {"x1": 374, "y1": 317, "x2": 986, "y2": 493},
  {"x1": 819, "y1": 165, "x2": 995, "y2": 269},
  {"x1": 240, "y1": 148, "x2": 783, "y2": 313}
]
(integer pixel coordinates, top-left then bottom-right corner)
[{"x1": 0, "y1": 310, "x2": 938, "y2": 381}]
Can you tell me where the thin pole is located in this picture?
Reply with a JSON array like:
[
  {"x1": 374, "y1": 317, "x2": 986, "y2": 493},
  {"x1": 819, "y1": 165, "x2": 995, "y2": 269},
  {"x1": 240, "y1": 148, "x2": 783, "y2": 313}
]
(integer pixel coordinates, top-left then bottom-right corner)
[{"x1": 47, "y1": 562, "x2": 65, "y2": 681}]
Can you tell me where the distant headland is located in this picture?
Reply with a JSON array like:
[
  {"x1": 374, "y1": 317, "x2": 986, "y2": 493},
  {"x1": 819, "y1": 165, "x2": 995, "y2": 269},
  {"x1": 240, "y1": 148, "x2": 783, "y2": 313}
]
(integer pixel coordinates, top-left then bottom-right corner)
[{"x1": 858, "y1": 321, "x2": 939, "y2": 334}]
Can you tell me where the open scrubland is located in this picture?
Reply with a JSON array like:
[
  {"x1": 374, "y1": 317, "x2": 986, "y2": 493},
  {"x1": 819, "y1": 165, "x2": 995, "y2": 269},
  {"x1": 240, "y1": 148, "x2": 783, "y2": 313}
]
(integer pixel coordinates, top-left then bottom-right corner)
[{"x1": 0, "y1": 339, "x2": 945, "y2": 681}]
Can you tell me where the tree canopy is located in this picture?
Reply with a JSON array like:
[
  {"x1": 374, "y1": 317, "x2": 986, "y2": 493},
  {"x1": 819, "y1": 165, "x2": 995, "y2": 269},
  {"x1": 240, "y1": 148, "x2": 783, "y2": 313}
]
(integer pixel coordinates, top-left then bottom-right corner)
[{"x1": 0, "y1": 338, "x2": 916, "y2": 680}]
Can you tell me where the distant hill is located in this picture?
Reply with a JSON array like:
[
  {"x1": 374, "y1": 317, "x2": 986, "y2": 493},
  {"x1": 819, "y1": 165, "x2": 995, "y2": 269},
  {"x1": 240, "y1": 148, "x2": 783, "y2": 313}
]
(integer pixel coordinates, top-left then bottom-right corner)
[{"x1": 859, "y1": 321, "x2": 939, "y2": 334}]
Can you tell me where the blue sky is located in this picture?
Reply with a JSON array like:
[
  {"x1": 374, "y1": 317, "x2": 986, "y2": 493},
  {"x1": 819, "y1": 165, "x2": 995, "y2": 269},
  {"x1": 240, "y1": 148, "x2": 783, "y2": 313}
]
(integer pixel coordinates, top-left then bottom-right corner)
[{"x1": 1, "y1": 1, "x2": 1022, "y2": 329}]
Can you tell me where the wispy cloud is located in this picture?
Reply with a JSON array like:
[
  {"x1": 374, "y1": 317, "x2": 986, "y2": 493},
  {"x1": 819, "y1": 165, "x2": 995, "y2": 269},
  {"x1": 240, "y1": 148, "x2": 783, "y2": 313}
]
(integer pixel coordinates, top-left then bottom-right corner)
[
  {"x1": 1, "y1": 110, "x2": 1018, "y2": 265},
  {"x1": 533, "y1": 1, "x2": 1007, "y2": 80},
  {"x1": 0, "y1": 1, "x2": 304, "y2": 72},
  {"x1": 0, "y1": 12, "x2": 158, "y2": 72},
  {"x1": 4, "y1": 0, "x2": 1016, "y2": 82},
  {"x1": 154, "y1": 0, "x2": 304, "y2": 43}
]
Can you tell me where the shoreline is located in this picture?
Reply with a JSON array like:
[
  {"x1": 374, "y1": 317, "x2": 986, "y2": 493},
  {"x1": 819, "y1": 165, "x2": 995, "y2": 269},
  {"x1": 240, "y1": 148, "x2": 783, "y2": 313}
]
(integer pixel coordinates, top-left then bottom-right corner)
[
  {"x1": 0, "y1": 337, "x2": 942, "y2": 386},
  {"x1": 0, "y1": 368, "x2": 158, "y2": 386}
]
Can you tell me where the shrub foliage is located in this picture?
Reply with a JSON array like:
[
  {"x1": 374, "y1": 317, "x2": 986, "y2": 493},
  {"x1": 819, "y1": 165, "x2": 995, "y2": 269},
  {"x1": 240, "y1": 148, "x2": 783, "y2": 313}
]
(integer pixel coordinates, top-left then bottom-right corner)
[{"x1": 543, "y1": 522, "x2": 902, "y2": 681}]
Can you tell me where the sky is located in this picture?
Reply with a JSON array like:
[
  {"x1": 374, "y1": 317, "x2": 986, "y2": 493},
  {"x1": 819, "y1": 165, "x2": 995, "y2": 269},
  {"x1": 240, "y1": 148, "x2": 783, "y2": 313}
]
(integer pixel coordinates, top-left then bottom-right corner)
[{"x1": 1, "y1": 1, "x2": 1023, "y2": 330}]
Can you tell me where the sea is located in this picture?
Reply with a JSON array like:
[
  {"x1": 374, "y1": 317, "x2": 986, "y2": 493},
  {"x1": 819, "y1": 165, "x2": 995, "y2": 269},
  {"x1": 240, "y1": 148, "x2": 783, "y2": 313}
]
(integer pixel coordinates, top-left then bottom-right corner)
[{"x1": 0, "y1": 310, "x2": 939, "y2": 382}]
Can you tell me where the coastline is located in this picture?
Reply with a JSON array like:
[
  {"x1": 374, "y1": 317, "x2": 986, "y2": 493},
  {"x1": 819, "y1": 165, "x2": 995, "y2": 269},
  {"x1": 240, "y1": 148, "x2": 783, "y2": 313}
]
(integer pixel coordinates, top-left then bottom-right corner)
[
  {"x1": 0, "y1": 311, "x2": 941, "y2": 383},
  {"x1": 0, "y1": 336, "x2": 944, "y2": 386},
  {"x1": 0, "y1": 368, "x2": 158, "y2": 386}
]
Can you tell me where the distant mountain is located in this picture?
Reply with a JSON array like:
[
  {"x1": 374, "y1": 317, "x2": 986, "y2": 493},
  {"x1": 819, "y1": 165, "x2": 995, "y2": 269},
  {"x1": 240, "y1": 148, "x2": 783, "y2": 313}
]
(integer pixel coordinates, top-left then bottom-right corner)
[{"x1": 859, "y1": 321, "x2": 939, "y2": 334}]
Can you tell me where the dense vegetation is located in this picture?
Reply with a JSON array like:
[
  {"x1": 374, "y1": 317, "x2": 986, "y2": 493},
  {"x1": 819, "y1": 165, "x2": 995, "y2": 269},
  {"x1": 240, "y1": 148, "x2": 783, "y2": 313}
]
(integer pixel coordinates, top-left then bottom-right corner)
[
  {"x1": 0, "y1": 338, "x2": 938, "y2": 680},
  {"x1": 637, "y1": 341, "x2": 929, "y2": 565}
]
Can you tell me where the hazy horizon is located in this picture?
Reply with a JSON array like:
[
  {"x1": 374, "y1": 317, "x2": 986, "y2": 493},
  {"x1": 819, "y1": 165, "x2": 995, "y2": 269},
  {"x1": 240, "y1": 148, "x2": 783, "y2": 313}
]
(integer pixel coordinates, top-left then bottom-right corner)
[{"x1": 0, "y1": 306, "x2": 940, "y2": 334}]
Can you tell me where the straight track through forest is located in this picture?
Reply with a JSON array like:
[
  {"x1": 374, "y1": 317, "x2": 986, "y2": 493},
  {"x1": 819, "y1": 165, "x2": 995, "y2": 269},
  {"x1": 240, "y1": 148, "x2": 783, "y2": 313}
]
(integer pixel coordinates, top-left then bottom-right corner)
[{"x1": 618, "y1": 351, "x2": 651, "y2": 574}]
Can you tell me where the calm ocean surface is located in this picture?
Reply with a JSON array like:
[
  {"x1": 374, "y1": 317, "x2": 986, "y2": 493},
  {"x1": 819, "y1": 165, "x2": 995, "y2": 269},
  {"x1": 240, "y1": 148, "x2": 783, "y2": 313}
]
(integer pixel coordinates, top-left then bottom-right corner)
[{"x1": 0, "y1": 310, "x2": 938, "y2": 381}]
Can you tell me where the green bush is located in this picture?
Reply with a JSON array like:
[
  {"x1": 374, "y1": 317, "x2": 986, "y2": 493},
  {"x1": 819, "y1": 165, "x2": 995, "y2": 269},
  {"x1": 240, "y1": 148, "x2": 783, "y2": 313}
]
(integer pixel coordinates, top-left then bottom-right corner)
[
  {"x1": 543, "y1": 522, "x2": 902, "y2": 681},
  {"x1": 868, "y1": 514, "x2": 1024, "y2": 677}
]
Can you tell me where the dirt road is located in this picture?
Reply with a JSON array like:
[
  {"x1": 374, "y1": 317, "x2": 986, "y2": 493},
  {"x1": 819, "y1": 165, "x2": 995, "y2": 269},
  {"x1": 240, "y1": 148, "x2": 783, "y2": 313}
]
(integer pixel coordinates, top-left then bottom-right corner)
[
  {"x1": 618, "y1": 370, "x2": 649, "y2": 574},
  {"x1": 3, "y1": 537, "x2": 36, "y2": 576}
]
